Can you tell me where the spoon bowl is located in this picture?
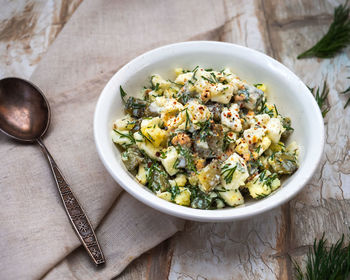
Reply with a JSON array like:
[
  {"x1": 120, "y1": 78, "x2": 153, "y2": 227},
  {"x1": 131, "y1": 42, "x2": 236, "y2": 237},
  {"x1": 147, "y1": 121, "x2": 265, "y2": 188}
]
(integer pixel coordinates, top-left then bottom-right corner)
[
  {"x1": 0, "y1": 78, "x2": 50, "y2": 142},
  {"x1": 0, "y1": 77, "x2": 105, "y2": 265}
]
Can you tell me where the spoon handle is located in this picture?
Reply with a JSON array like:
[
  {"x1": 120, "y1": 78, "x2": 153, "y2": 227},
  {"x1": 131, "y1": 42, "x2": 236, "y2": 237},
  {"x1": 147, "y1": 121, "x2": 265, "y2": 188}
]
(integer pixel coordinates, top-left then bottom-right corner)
[{"x1": 37, "y1": 138, "x2": 105, "y2": 266}]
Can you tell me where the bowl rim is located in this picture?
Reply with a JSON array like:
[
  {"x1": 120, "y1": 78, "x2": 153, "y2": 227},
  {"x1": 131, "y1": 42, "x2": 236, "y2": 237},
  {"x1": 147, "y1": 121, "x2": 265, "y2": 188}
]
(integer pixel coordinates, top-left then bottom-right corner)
[{"x1": 94, "y1": 41, "x2": 325, "y2": 222}]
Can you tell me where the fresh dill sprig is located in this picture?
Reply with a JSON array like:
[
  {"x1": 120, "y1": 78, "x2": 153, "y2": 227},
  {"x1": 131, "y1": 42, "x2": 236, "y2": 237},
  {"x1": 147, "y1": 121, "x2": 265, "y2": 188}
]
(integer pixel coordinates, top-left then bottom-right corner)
[
  {"x1": 308, "y1": 81, "x2": 330, "y2": 117},
  {"x1": 298, "y1": 2, "x2": 350, "y2": 59},
  {"x1": 341, "y1": 77, "x2": 350, "y2": 108},
  {"x1": 293, "y1": 234, "x2": 350, "y2": 280}
]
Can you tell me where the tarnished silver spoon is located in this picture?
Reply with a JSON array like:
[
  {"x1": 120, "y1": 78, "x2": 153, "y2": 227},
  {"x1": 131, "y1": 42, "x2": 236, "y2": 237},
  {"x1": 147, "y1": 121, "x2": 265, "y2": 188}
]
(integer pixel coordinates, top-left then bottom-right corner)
[{"x1": 0, "y1": 77, "x2": 105, "y2": 265}]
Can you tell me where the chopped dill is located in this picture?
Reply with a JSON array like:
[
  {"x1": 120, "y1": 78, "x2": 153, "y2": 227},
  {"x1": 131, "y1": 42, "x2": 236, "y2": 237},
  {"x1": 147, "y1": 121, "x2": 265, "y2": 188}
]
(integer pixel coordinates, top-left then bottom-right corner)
[
  {"x1": 113, "y1": 129, "x2": 135, "y2": 144},
  {"x1": 192, "y1": 65, "x2": 199, "y2": 72},
  {"x1": 139, "y1": 130, "x2": 153, "y2": 143},
  {"x1": 196, "y1": 120, "x2": 212, "y2": 141},
  {"x1": 259, "y1": 170, "x2": 267, "y2": 181},
  {"x1": 201, "y1": 75, "x2": 216, "y2": 84},
  {"x1": 180, "y1": 108, "x2": 192, "y2": 130},
  {"x1": 210, "y1": 72, "x2": 218, "y2": 83},
  {"x1": 160, "y1": 150, "x2": 167, "y2": 159},
  {"x1": 169, "y1": 185, "x2": 180, "y2": 200},
  {"x1": 154, "y1": 83, "x2": 160, "y2": 92},
  {"x1": 120, "y1": 86, "x2": 127, "y2": 103},
  {"x1": 223, "y1": 133, "x2": 235, "y2": 151},
  {"x1": 221, "y1": 164, "x2": 237, "y2": 184},
  {"x1": 255, "y1": 193, "x2": 268, "y2": 199},
  {"x1": 177, "y1": 145, "x2": 196, "y2": 172},
  {"x1": 173, "y1": 158, "x2": 180, "y2": 169}
]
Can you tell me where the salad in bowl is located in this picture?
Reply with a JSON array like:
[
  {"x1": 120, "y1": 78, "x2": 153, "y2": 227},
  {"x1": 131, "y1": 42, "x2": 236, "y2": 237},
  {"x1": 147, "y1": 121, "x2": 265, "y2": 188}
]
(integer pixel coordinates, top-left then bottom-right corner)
[{"x1": 111, "y1": 67, "x2": 299, "y2": 209}]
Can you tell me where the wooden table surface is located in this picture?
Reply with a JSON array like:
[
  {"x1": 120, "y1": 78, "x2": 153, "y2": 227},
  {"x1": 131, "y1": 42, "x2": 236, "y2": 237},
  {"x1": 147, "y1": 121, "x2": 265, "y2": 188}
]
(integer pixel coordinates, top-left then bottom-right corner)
[{"x1": 1, "y1": 1, "x2": 349, "y2": 279}]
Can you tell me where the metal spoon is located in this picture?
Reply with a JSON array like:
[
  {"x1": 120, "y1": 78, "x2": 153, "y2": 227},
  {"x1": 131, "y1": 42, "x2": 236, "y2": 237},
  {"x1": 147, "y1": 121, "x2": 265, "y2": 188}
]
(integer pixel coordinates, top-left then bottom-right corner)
[{"x1": 0, "y1": 77, "x2": 105, "y2": 265}]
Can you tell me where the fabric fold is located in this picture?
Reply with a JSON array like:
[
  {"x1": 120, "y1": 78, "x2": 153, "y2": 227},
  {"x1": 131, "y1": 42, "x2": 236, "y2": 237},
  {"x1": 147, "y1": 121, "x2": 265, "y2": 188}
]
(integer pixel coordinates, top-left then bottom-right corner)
[
  {"x1": 0, "y1": 0, "x2": 226, "y2": 279},
  {"x1": 43, "y1": 193, "x2": 183, "y2": 280}
]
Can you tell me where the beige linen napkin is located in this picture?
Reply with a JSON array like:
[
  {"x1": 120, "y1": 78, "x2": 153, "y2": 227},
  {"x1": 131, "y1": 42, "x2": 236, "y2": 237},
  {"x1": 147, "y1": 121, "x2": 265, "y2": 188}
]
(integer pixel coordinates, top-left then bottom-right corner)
[{"x1": 0, "y1": 0, "x2": 226, "y2": 279}]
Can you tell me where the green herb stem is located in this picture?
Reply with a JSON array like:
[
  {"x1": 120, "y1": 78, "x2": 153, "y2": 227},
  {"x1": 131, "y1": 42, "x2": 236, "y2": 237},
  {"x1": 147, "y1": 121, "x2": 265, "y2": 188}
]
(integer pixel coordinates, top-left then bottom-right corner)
[
  {"x1": 309, "y1": 81, "x2": 330, "y2": 118},
  {"x1": 293, "y1": 234, "x2": 350, "y2": 280},
  {"x1": 120, "y1": 86, "x2": 127, "y2": 103},
  {"x1": 341, "y1": 82, "x2": 350, "y2": 108},
  {"x1": 297, "y1": 2, "x2": 350, "y2": 59},
  {"x1": 113, "y1": 129, "x2": 135, "y2": 144},
  {"x1": 221, "y1": 164, "x2": 237, "y2": 184}
]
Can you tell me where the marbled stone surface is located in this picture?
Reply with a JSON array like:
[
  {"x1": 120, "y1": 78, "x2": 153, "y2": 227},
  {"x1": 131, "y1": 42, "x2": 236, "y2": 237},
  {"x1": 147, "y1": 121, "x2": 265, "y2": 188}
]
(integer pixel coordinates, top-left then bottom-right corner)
[{"x1": 1, "y1": 1, "x2": 349, "y2": 279}]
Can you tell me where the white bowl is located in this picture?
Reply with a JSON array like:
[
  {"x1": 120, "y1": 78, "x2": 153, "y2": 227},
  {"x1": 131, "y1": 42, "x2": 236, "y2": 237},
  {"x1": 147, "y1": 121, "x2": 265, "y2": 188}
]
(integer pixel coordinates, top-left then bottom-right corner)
[{"x1": 94, "y1": 41, "x2": 324, "y2": 222}]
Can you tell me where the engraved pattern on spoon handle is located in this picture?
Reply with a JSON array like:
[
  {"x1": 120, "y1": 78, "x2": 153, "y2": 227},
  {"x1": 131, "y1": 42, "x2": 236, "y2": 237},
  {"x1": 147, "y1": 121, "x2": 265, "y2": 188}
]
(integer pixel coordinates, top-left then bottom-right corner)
[{"x1": 37, "y1": 139, "x2": 105, "y2": 265}]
